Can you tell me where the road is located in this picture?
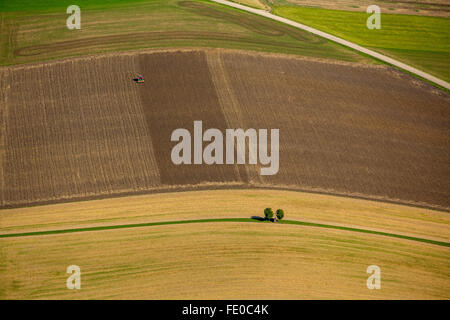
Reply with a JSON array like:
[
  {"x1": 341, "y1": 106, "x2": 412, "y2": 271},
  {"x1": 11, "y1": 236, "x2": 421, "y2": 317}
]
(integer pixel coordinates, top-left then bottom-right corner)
[{"x1": 211, "y1": 0, "x2": 450, "y2": 90}]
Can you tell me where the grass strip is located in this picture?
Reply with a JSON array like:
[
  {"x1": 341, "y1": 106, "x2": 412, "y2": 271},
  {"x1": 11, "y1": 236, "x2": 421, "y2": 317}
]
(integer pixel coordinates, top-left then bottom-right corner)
[
  {"x1": 278, "y1": 220, "x2": 450, "y2": 247},
  {"x1": 1, "y1": 218, "x2": 449, "y2": 247}
]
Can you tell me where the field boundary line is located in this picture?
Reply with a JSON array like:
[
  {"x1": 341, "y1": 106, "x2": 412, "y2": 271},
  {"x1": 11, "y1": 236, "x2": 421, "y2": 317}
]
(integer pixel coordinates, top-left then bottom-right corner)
[
  {"x1": 1, "y1": 218, "x2": 449, "y2": 247},
  {"x1": 211, "y1": 0, "x2": 450, "y2": 90},
  {"x1": 2, "y1": 184, "x2": 448, "y2": 212}
]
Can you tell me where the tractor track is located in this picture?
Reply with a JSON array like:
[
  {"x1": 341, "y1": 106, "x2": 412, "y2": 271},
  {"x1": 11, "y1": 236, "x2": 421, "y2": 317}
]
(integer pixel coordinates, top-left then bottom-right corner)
[
  {"x1": 14, "y1": 1, "x2": 324, "y2": 58},
  {"x1": 14, "y1": 30, "x2": 320, "y2": 57}
]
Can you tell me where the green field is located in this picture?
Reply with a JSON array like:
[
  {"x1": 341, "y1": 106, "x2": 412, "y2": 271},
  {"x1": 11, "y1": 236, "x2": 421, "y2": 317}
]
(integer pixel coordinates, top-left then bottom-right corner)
[
  {"x1": 0, "y1": 0, "x2": 151, "y2": 12},
  {"x1": 273, "y1": 6, "x2": 450, "y2": 82},
  {"x1": 2, "y1": 1, "x2": 448, "y2": 82},
  {"x1": 0, "y1": 0, "x2": 370, "y2": 66}
]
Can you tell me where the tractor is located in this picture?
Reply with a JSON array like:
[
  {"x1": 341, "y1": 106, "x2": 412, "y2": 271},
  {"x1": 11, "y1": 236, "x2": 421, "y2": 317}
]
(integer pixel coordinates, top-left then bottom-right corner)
[{"x1": 135, "y1": 74, "x2": 144, "y2": 83}]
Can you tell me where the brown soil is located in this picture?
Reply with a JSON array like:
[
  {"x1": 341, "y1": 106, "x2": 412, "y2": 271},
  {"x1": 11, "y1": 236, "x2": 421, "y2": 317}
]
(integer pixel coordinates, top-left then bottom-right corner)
[
  {"x1": 137, "y1": 51, "x2": 243, "y2": 185},
  {"x1": 212, "y1": 50, "x2": 450, "y2": 210},
  {"x1": 1, "y1": 54, "x2": 161, "y2": 206},
  {"x1": 1, "y1": 49, "x2": 449, "y2": 210},
  {"x1": 275, "y1": 0, "x2": 450, "y2": 17}
]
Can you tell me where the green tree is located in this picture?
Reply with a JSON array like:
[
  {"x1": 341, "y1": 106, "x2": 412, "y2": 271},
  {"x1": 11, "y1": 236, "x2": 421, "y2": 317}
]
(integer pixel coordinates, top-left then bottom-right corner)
[
  {"x1": 276, "y1": 209, "x2": 284, "y2": 220},
  {"x1": 264, "y1": 208, "x2": 273, "y2": 220}
]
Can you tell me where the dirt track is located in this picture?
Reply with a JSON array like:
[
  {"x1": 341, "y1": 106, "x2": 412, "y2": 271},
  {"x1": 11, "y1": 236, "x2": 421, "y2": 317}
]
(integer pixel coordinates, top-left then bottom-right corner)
[{"x1": 1, "y1": 49, "x2": 449, "y2": 210}]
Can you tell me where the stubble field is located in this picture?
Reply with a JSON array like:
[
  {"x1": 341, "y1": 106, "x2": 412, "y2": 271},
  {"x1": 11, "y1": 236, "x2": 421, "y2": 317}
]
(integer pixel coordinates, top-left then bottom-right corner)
[
  {"x1": 2, "y1": 222, "x2": 449, "y2": 300},
  {"x1": 1, "y1": 189, "x2": 449, "y2": 299}
]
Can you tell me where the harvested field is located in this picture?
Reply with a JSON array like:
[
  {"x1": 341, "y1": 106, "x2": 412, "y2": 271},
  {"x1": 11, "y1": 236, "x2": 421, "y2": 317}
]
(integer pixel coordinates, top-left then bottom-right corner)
[
  {"x1": 0, "y1": 49, "x2": 449, "y2": 210},
  {"x1": 1, "y1": 221, "x2": 449, "y2": 299},
  {"x1": 1, "y1": 189, "x2": 449, "y2": 299},
  {"x1": 1, "y1": 189, "x2": 449, "y2": 244}
]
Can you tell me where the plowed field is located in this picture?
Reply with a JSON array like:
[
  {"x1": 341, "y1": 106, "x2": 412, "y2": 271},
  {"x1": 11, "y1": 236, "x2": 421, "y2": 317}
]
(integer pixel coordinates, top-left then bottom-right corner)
[{"x1": 1, "y1": 49, "x2": 449, "y2": 210}]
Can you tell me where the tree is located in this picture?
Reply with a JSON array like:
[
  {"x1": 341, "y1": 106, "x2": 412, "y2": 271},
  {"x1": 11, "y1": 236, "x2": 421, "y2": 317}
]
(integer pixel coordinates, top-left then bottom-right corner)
[
  {"x1": 276, "y1": 209, "x2": 284, "y2": 220},
  {"x1": 264, "y1": 208, "x2": 273, "y2": 220}
]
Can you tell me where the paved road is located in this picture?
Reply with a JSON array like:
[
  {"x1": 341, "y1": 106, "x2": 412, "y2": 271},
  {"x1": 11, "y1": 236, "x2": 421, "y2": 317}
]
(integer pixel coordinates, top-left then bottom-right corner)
[{"x1": 211, "y1": 0, "x2": 450, "y2": 90}]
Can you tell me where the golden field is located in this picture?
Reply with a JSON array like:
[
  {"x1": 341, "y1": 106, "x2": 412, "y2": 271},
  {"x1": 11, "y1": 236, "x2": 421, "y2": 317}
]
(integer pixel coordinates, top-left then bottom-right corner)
[
  {"x1": 1, "y1": 222, "x2": 449, "y2": 299},
  {"x1": 1, "y1": 189, "x2": 449, "y2": 242},
  {"x1": 1, "y1": 189, "x2": 449, "y2": 299}
]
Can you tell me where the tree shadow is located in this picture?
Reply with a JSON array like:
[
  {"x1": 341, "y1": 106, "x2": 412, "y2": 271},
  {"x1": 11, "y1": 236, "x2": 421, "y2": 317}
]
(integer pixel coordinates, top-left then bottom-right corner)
[{"x1": 251, "y1": 216, "x2": 265, "y2": 221}]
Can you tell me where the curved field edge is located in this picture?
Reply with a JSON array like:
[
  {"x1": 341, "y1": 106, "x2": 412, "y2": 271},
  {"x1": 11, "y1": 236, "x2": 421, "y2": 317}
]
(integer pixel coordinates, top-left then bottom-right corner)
[
  {"x1": 1, "y1": 189, "x2": 449, "y2": 243},
  {"x1": 1, "y1": 222, "x2": 449, "y2": 299},
  {"x1": 1, "y1": 217, "x2": 449, "y2": 248}
]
